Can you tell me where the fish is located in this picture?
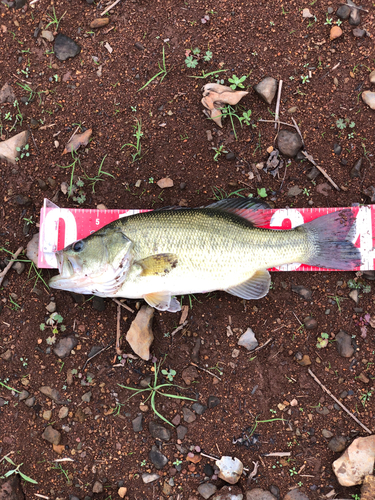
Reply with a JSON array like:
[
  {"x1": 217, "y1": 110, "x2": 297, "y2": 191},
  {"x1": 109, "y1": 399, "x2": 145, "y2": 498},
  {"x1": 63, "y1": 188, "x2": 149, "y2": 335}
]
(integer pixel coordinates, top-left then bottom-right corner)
[{"x1": 49, "y1": 199, "x2": 361, "y2": 312}]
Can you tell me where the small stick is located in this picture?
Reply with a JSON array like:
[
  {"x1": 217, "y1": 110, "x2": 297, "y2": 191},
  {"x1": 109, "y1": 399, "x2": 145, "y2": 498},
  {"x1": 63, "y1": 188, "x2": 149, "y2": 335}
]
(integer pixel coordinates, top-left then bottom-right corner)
[
  {"x1": 259, "y1": 119, "x2": 298, "y2": 128},
  {"x1": 190, "y1": 362, "x2": 222, "y2": 381},
  {"x1": 308, "y1": 368, "x2": 372, "y2": 434},
  {"x1": 28, "y1": 125, "x2": 39, "y2": 155},
  {"x1": 112, "y1": 298, "x2": 134, "y2": 313},
  {"x1": 34, "y1": 495, "x2": 49, "y2": 500},
  {"x1": 253, "y1": 337, "x2": 273, "y2": 353},
  {"x1": 29, "y1": 0, "x2": 40, "y2": 4},
  {"x1": 291, "y1": 117, "x2": 305, "y2": 147},
  {"x1": 101, "y1": 0, "x2": 121, "y2": 16},
  {"x1": 274, "y1": 80, "x2": 283, "y2": 129},
  {"x1": 263, "y1": 452, "x2": 291, "y2": 457},
  {"x1": 171, "y1": 321, "x2": 187, "y2": 337},
  {"x1": 302, "y1": 151, "x2": 340, "y2": 191},
  {"x1": 116, "y1": 304, "x2": 122, "y2": 355},
  {"x1": 82, "y1": 340, "x2": 114, "y2": 371},
  {"x1": 67, "y1": 125, "x2": 81, "y2": 145},
  {"x1": 346, "y1": 3, "x2": 369, "y2": 12},
  {"x1": 292, "y1": 311, "x2": 303, "y2": 326},
  {"x1": 0, "y1": 247, "x2": 23, "y2": 286},
  {"x1": 247, "y1": 461, "x2": 259, "y2": 484},
  {"x1": 53, "y1": 458, "x2": 75, "y2": 462}
]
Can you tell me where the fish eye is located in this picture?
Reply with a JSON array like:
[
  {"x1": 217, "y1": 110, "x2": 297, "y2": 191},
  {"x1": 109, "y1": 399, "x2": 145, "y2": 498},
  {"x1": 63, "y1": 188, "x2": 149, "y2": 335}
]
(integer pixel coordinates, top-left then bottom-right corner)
[{"x1": 72, "y1": 240, "x2": 84, "y2": 252}]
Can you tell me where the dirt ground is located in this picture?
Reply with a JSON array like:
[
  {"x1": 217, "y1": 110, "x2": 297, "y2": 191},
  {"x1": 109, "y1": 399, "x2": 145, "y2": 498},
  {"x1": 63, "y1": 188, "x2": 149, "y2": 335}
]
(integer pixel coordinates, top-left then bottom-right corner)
[{"x1": 0, "y1": 0, "x2": 375, "y2": 499}]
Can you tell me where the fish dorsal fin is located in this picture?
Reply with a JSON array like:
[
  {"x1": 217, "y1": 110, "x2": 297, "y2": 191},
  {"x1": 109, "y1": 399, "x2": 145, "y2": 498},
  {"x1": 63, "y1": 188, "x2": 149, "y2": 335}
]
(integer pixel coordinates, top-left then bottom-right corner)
[
  {"x1": 143, "y1": 292, "x2": 181, "y2": 312},
  {"x1": 206, "y1": 198, "x2": 271, "y2": 227},
  {"x1": 225, "y1": 269, "x2": 271, "y2": 300},
  {"x1": 136, "y1": 253, "x2": 178, "y2": 277}
]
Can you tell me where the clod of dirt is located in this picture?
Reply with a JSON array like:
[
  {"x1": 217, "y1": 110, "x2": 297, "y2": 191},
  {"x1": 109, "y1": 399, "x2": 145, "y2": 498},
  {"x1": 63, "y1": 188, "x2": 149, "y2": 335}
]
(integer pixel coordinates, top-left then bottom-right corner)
[
  {"x1": 0, "y1": 83, "x2": 16, "y2": 104},
  {"x1": 332, "y1": 435, "x2": 375, "y2": 486},
  {"x1": 53, "y1": 335, "x2": 78, "y2": 358},
  {"x1": 291, "y1": 285, "x2": 312, "y2": 299},
  {"x1": 335, "y1": 330, "x2": 354, "y2": 358},
  {"x1": 277, "y1": 130, "x2": 302, "y2": 158},
  {"x1": 328, "y1": 435, "x2": 347, "y2": 453},
  {"x1": 253, "y1": 77, "x2": 278, "y2": 105},
  {"x1": 201, "y1": 83, "x2": 248, "y2": 128},
  {"x1": 90, "y1": 18, "x2": 109, "y2": 28},
  {"x1": 336, "y1": 4, "x2": 351, "y2": 19},
  {"x1": 353, "y1": 28, "x2": 366, "y2": 37},
  {"x1": 149, "y1": 421, "x2": 171, "y2": 441},
  {"x1": 316, "y1": 182, "x2": 332, "y2": 196},
  {"x1": 42, "y1": 425, "x2": 61, "y2": 445},
  {"x1": 330, "y1": 26, "x2": 343, "y2": 40},
  {"x1": 26, "y1": 233, "x2": 39, "y2": 266},
  {"x1": 363, "y1": 185, "x2": 375, "y2": 202},
  {"x1": 157, "y1": 177, "x2": 174, "y2": 188},
  {"x1": 213, "y1": 485, "x2": 243, "y2": 499},
  {"x1": 92, "y1": 481, "x2": 103, "y2": 494},
  {"x1": 181, "y1": 365, "x2": 199, "y2": 385},
  {"x1": 362, "y1": 91, "x2": 375, "y2": 110},
  {"x1": 361, "y1": 475, "x2": 375, "y2": 500},
  {"x1": 118, "y1": 486, "x2": 128, "y2": 499},
  {"x1": 215, "y1": 456, "x2": 243, "y2": 484},
  {"x1": 245, "y1": 488, "x2": 277, "y2": 499},
  {"x1": 126, "y1": 305, "x2": 154, "y2": 360},
  {"x1": 54, "y1": 33, "x2": 81, "y2": 61},
  {"x1": 237, "y1": 328, "x2": 258, "y2": 351},
  {"x1": 0, "y1": 475, "x2": 25, "y2": 500},
  {"x1": 0, "y1": 130, "x2": 29, "y2": 164},
  {"x1": 63, "y1": 128, "x2": 92, "y2": 154}
]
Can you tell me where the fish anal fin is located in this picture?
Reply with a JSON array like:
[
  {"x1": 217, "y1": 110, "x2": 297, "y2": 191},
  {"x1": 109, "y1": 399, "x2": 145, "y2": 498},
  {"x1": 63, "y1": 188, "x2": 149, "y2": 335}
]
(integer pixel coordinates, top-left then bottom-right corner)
[
  {"x1": 225, "y1": 269, "x2": 271, "y2": 300},
  {"x1": 144, "y1": 292, "x2": 181, "y2": 313},
  {"x1": 137, "y1": 253, "x2": 178, "y2": 277},
  {"x1": 206, "y1": 198, "x2": 271, "y2": 227}
]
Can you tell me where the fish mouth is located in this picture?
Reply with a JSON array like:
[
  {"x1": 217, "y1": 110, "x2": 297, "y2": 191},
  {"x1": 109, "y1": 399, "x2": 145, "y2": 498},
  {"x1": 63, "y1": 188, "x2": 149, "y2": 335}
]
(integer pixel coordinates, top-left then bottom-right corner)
[{"x1": 49, "y1": 251, "x2": 82, "y2": 289}]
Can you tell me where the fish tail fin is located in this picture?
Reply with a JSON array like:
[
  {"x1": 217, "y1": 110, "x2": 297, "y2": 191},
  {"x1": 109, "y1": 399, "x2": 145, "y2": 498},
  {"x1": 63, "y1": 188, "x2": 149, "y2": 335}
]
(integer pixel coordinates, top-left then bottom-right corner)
[{"x1": 302, "y1": 209, "x2": 361, "y2": 270}]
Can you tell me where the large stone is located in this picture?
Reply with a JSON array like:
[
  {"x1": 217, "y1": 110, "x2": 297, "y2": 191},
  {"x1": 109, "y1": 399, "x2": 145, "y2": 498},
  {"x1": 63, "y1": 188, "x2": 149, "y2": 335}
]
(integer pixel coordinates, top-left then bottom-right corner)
[
  {"x1": 362, "y1": 91, "x2": 375, "y2": 110},
  {"x1": 0, "y1": 83, "x2": 16, "y2": 104},
  {"x1": 54, "y1": 34, "x2": 81, "y2": 61},
  {"x1": 277, "y1": 130, "x2": 303, "y2": 158},
  {"x1": 53, "y1": 336, "x2": 78, "y2": 358},
  {"x1": 253, "y1": 77, "x2": 278, "y2": 105},
  {"x1": 335, "y1": 330, "x2": 354, "y2": 358},
  {"x1": 238, "y1": 328, "x2": 258, "y2": 351},
  {"x1": 332, "y1": 435, "x2": 375, "y2": 486},
  {"x1": 336, "y1": 4, "x2": 351, "y2": 19},
  {"x1": 126, "y1": 306, "x2": 154, "y2": 360},
  {"x1": 42, "y1": 425, "x2": 61, "y2": 445},
  {"x1": 149, "y1": 445, "x2": 168, "y2": 469},
  {"x1": 215, "y1": 456, "x2": 243, "y2": 484}
]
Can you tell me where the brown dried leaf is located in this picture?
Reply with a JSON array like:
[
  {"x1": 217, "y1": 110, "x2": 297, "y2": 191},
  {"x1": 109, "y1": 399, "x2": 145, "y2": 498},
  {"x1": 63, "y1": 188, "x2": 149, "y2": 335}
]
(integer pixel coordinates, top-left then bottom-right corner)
[
  {"x1": 213, "y1": 90, "x2": 248, "y2": 105},
  {"x1": 202, "y1": 82, "x2": 233, "y2": 95},
  {"x1": 63, "y1": 128, "x2": 92, "y2": 154}
]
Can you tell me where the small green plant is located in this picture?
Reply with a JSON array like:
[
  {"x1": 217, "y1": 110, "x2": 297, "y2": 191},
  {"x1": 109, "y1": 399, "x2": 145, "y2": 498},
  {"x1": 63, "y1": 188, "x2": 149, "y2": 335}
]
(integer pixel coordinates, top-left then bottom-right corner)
[
  {"x1": 50, "y1": 462, "x2": 70, "y2": 484},
  {"x1": 257, "y1": 187, "x2": 267, "y2": 198},
  {"x1": 58, "y1": 151, "x2": 81, "y2": 199},
  {"x1": 336, "y1": 117, "x2": 355, "y2": 131},
  {"x1": 347, "y1": 279, "x2": 371, "y2": 294},
  {"x1": 46, "y1": 6, "x2": 67, "y2": 30},
  {"x1": 303, "y1": 187, "x2": 310, "y2": 197},
  {"x1": 0, "y1": 455, "x2": 38, "y2": 484},
  {"x1": 289, "y1": 467, "x2": 298, "y2": 476},
  {"x1": 118, "y1": 359, "x2": 196, "y2": 426},
  {"x1": 336, "y1": 19, "x2": 343, "y2": 26},
  {"x1": 15, "y1": 144, "x2": 29, "y2": 161},
  {"x1": 84, "y1": 154, "x2": 114, "y2": 193},
  {"x1": 138, "y1": 46, "x2": 169, "y2": 91},
  {"x1": 301, "y1": 75, "x2": 310, "y2": 84},
  {"x1": 140, "y1": 459, "x2": 147, "y2": 467},
  {"x1": 269, "y1": 409, "x2": 277, "y2": 414},
  {"x1": 316, "y1": 332, "x2": 329, "y2": 349},
  {"x1": 121, "y1": 119, "x2": 144, "y2": 162},
  {"x1": 360, "y1": 390, "x2": 372, "y2": 407},
  {"x1": 173, "y1": 459, "x2": 182, "y2": 467},
  {"x1": 228, "y1": 74, "x2": 247, "y2": 90},
  {"x1": 324, "y1": 15, "x2": 333, "y2": 25},
  {"x1": 185, "y1": 47, "x2": 213, "y2": 69},
  {"x1": 0, "y1": 378, "x2": 20, "y2": 393},
  {"x1": 161, "y1": 368, "x2": 176, "y2": 382},
  {"x1": 40, "y1": 312, "x2": 66, "y2": 345},
  {"x1": 218, "y1": 104, "x2": 254, "y2": 140},
  {"x1": 213, "y1": 144, "x2": 228, "y2": 161},
  {"x1": 188, "y1": 68, "x2": 227, "y2": 80}
]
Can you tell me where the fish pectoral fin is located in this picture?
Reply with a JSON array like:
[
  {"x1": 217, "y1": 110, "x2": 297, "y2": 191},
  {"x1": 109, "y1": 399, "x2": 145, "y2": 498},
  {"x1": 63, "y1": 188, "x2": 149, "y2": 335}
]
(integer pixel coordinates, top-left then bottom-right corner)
[
  {"x1": 136, "y1": 253, "x2": 178, "y2": 277},
  {"x1": 225, "y1": 269, "x2": 271, "y2": 300},
  {"x1": 143, "y1": 292, "x2": 181, "y2": 313}
]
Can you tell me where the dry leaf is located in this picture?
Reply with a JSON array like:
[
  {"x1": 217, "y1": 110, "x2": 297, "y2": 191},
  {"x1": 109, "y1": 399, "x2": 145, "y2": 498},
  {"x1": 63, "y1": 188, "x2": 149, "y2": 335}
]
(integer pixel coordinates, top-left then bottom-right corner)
[
  {"x1": 157, "y1": 177, "x2": 174, "y2": 188},
  {"x1": 63, "y1": 129, "x2": 92, "y2": 154},
  {"x1": 202, "y1": 82, "x2": 233, "y2": 94},
  {"x1": 0, "y1": 130, "x2": 29, "y2": 164},
  {"x1": 201, "y1": 84, "x2": 248, "y2": 127},
  {"x1": 179, "y1": 305, "x2": 189, "y2": 325}
]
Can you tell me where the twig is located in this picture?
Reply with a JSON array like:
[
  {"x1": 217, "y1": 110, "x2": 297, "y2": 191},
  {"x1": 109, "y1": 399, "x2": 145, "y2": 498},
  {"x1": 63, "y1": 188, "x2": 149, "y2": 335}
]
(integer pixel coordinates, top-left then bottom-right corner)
[
  {"x1": 308, "y1": 368, "x2": 372, "y2": 434},
  {"x1": 34, "y1": 495, "x2": 49, "y2": 500},
  {"x1": 171, "y1": 321, "x2": 187, "y2": 337},
  {"x1": 101, "y1": 0, "x2": 121, "y2": 16},
  {"x1": 292, "y1": 311, "x2": 303, "y2": 326},
  {"x1": 346, "y1": 3, "x2": 369, "y2": 12},
  {"x1": 259, "y1": 119, "x2": 297, "y2": 128},
  {"x1": 190, "y1": 362, "x2": 222, "y2": 381},
  {"x1": 82, "y1": 339, "x2": 114, "y2": 371},
  {"x1": 116, "y1": 303, "x2": 122, "y2": 356},
  {"x1": 112, "y1": 298, "x2": 134, "y2": 313},
  {"x1": 53, "y1": 458, "x2": 75, "y2": 462},
  {"x1": 291, "y1": 117, "x2": 305, "y2": 147},
  {"x1": 263, "y1": 452, "x2": 291, "y2": 457},
  {"x1": 274, "y1": 80, "x2": 283, "y2": 129},
  {"x1": 28, "y1": 125, "x2": 39, "y2": 155},
  {"x1": 247, "y1": 461, "x2": 259, "y2": 482},
  {"x1": 302, "y1": 151, "x2": 340, "y2": 191},
  {"x1": 29, "y1": 0, "x2": 40, "y2": 4},
  {"x1": 67, "y1": 124, "x2": 82, "y2": 145},
  {"x1": 253, "y1": 337, "x2": 273, "y2": 353},
  {"x1": 0, "y1": 247, "x2": 23, "y2": 286}
]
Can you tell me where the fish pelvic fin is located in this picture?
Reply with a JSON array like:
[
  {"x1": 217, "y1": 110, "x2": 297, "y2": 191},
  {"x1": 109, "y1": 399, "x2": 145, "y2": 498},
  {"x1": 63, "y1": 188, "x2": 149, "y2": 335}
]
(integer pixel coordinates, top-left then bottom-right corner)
[
  {"x1": 302, "y1": 209, "x2": 362, "y2": 270},
  {"x1": 225, "y1": 269, "x2": 271, "y2": 300},
  {"x1": 143, "y1": 292, "x2": 181, "y2": 313},
  {"x1": 206, "y1": 198, "x2": 271, "y2": 227},
  {"x1": 136, "y1": 253, "x2": 178, "y2": 277}
]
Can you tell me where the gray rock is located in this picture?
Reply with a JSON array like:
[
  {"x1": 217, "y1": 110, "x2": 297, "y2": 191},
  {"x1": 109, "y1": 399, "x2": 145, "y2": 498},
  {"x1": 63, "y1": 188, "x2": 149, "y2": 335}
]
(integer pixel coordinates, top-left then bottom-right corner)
[
  {"x1": 0, "y1": 398, "x2": 7, "y2": 407},
  {"x1": 54, "y1": 34, "x2": 81, "y2": 61},
  {"x1": 141, "y1": 472, "x2": 160, "y2": 484},
  {"x1": 176, "y1": 425, "x2": 188, "y2": 440},
  {"x1": 283, "y1": 490, "x2": 310, "y2": 500},
  {"x1": 149, "y1": 421, "x2": 171, "y2": 441},
  {"x1": 134, "y1": 42, "x2": 145, "y2": 51},
  {"x1": 10, "y1": 0, "x2": 26, "y2": 8},
  {"x1": 42, "y1": 425, "x2": 61, "y2": 445},
  {"x1": 333, "y1": 143, "x2": 342, "y2": 155},
  {"x1": 11, "y1": 261, "x2": 25, "y2": 275},
  {"x1": 336, "y1": 330, "x2": 354, "y2": 358},
  {"x1": 328, "y1": 436, "x2": 347, "y2": 452},
  {"x1": 349, "y1": 7, "x2": 361, "y2": 25},
  {"x1": 369, "y1": 70, "x2": 375, "y2": 84},
  {"x1": 46, "y1": 301, "x2": 56, "y2": 313},
  {"x1": 213, "y1": 485, "x2": 243, "y2": 500},
  {"x1": 207, "y1": 396, "x2": 220, "y2": 409},
  {"x1": 132, "y1": 414, "x2": 143, "y2": 432},
  {"x1": 1, "y1": 349, "x2": 12, "y2": 361},
  {"x1": 238, "y1": 327, "x2": 258, "y2": 351},
  {"x1": 92, "y1": 481, "x2": 103, "y2": 493},
  {"x1": 18, "y1": 390, "x2": 29, "y2": 401},
  {"x1": 81, "y1": 391, "x2": 92, "y2": 403},
  {"x1": 183, "y1": 407, "x2": 196, "y2": 423},
  {"x1": 92, "y1": 296, "x2": 106, "y2": 311},
  {"x1": 198, "y1": 482, "x2": 217, "y2": 499},
  {"x1": 41, "y1": 30, "x2": 54, "y2": 42},
  {"x1": 149, "y1": 445, "x2": 168, "y2": 469},
  {"x1": 53, "y1": 336, "x2": 78, "y2": 358},
  {"x1": 245, "y1": 489, "x2": 276, "y2": 500},
  {"x1": 349, "y1": 289, "x2": 359, "y2": 303},
  {"x1": 0, "y1": 475, "x2": 25, "y2": 500},
  {"x1": 40, "y1": 386, "x2": 61, "y2": 402},
  {"x1": 58, "y1": 406, "x2": 69, "y2": 419},
  {"x1": 24, "y1": 396, "x2": 35, "y2": 407},
  {"x1": 139, "y1": 375, "x2": 152, "y2": 388},
  {"x1": 12, "y1": 194, "x2": 31, "y2": 206},
  {"x1": 364, "y1": 185, "x2": 375, "y2": 202},
  {"x1": 350, "y1": 158, "x2": 362, "y2": 179},
  {"x1": 0, "y1": 83, "x2": 16, "y2": 104},
  {"x1": 269, "y1": 485, "x2": 280, "y2": 499},
  {"x1": 303, "y1": 317, "x2": 317, "y2": 330},
  {"x1": 353, "y1": 28, "x2": 366, "y2": 37},
  {"x1": 362, "y1": 91, "x2": 375, "y2": 110},
  {"x1": 277, "y1": 130, "x2": 303, "y2": 158},
  {"x1": 192, "y1": 402, "x2": 207, "y2": 415},
  {"x1": 336, "y1": 4, "x2": 351, "y2": 19},
  {"x1": 26, "y1": 233, "x2": 39, "y2": 266},
  {"x1": 253, "y1": 77, "x2": 278, "y2": 105},
  {"x1": 306, "y1": 166, "x2": 320, "y2": 181},
  {"x1": 292, "y1": 285, "x2": 312, "y2": 299},
  {"x1": 322, "y1": 429, "x2": 334, "y2": 439}
]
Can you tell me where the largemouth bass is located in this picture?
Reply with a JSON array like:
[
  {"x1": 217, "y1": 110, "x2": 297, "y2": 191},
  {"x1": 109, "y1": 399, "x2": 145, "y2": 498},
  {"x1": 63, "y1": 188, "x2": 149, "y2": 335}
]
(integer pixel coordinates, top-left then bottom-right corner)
[{"x1": 49, "y1": 199, "x2": 361, "y2": 312}]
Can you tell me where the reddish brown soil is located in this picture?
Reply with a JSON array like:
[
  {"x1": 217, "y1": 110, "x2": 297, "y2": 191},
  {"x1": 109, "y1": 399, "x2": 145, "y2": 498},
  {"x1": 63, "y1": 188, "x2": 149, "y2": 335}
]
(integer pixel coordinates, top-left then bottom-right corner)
[{"x1": 0, "y1": 0, "x2": 374, "y2": 499}]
